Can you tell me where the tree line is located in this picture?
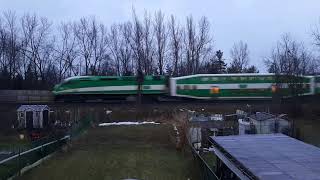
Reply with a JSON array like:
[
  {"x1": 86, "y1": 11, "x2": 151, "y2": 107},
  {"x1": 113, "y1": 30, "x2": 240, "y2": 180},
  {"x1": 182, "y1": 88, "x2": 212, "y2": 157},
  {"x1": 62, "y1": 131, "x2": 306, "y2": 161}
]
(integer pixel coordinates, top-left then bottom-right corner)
[{"x1": 0, "y1": 10, "x2": 319, "y2": 90}]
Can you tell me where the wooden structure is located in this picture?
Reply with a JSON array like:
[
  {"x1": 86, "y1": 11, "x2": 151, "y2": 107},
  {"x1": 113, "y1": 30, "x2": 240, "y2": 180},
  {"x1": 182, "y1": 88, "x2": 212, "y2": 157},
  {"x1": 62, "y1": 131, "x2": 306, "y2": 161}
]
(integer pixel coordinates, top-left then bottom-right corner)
[{"x1": 17, "y1": 105, "x2": 50, "y2": 130}]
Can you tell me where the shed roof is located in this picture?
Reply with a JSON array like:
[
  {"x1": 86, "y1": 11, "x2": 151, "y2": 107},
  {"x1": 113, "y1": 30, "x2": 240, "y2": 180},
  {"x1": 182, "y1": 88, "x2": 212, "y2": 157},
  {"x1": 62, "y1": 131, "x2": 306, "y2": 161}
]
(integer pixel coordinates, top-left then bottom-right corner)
[
  {"x1": 210, "y1": 134, "x2": 320, "y2": 180},
  {"x1": 17, "y1": 105, "x2": 49, "y2": 112},
  {"x1": 249, "y1": 112, "x2": 276, "y2": 121}
]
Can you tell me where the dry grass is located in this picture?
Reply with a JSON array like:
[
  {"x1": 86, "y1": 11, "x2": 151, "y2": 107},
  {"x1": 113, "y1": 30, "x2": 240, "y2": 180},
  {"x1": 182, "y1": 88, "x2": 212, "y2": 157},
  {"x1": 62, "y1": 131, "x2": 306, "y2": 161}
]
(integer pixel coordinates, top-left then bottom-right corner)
[{"x1": 17, "y1": 124, "x2": 200, "y2": 180}]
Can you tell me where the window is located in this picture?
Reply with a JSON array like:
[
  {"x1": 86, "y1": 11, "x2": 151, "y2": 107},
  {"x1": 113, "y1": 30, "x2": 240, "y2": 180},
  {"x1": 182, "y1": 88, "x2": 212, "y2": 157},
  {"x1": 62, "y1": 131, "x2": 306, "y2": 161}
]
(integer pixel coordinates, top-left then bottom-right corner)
[
  {"x1": 201, "y1": 77, "x2": 209, "y2": 81},
  {"x1": 100, "y1": 77, "x2": 118, "y2": 81},
  {"x1": 192, "y1": 85, "x2": 197, "y2": 90},
  {"x1": 211, "y1": 77, "x2": 218, "y2": 81},
  {"x1": 153, "y1": 76, "x2": 162, "y2": 80},
  {"x1": 184, "y1": 85, "x2": 190, "y2": 90},
  {"x1": 79, "y1": 79, "x2": 92, "y2": 81}
]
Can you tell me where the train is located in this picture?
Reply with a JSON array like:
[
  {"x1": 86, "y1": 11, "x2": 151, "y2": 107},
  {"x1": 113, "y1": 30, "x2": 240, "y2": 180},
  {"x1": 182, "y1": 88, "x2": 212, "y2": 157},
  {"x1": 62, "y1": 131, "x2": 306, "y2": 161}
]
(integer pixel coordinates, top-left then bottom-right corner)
[{"x1": 52, "y1": 73, "x2": 320, "y2": 101}]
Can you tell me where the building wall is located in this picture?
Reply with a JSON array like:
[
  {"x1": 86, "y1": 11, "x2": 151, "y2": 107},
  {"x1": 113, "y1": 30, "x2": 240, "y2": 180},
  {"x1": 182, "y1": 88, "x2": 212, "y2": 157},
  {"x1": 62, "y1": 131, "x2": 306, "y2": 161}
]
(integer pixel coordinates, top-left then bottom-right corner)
[{"x1": 252, "y1": 118, "x2": 290, "y2": 134}]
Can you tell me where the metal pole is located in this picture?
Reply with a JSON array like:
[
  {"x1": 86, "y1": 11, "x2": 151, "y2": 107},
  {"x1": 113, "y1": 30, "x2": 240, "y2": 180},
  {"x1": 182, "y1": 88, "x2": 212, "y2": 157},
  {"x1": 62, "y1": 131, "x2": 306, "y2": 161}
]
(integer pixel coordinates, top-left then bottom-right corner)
[{"x1": 18, "y1": 146, "x2": 21, "y2": 176}]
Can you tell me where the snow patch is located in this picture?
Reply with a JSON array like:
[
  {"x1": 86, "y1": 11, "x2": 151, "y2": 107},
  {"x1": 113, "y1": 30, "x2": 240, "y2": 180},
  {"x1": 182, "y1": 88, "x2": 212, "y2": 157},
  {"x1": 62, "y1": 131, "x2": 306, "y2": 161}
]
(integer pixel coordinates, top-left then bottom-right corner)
[{"x1": 98, "y1": 121, "x2": 160, "y2": 127}]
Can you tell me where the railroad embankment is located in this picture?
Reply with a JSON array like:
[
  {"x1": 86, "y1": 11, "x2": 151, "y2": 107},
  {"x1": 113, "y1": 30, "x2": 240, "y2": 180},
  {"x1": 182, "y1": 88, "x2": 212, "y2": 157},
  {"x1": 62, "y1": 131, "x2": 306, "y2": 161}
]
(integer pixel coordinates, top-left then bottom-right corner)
[{"x1": 0, "y1": 90, "x2": 53, "y2": 103}]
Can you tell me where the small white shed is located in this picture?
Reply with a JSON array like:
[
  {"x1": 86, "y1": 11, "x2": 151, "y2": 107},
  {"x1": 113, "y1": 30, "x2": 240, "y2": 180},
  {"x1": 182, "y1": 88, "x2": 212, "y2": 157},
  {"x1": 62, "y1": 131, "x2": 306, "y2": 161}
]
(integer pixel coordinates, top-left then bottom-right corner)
[{"x1": 17, "y1": 105, "x2": 50, "y2": 129}]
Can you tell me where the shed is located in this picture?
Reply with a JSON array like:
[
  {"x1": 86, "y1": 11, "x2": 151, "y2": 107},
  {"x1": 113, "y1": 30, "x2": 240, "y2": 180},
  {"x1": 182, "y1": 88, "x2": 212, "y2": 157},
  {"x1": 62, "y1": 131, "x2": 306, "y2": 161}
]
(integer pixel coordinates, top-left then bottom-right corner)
[
  {"x1": 17, "y1": 105, "x2": 50, "y2": 129},
  {"x1": 248, "y1": 112, "x2": 290, "y2": 134}
]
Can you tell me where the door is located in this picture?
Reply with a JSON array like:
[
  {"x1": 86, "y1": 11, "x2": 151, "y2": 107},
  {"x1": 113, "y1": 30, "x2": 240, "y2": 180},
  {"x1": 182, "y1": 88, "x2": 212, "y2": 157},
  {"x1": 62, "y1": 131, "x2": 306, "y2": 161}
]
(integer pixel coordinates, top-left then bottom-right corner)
[
  {"x1": 43, "y1": 110, "x2": 49, "y2": 128},
  {"x1": 26, "y1": 111, "x2": 33, "y2": 130}
]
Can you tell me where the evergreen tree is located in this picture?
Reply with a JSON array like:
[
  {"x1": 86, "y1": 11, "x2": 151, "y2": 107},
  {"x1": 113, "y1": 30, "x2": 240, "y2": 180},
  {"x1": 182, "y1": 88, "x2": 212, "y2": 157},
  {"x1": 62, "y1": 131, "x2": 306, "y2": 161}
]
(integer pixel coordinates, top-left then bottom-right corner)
[{"x1": 0, "y1": 67, "x2": 10, "y2": 89}]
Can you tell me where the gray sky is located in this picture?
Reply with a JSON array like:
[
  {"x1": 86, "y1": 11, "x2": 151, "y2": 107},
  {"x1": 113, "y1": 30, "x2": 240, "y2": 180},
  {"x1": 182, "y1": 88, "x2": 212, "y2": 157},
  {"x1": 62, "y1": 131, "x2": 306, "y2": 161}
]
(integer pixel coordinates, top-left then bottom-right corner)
[{"x1": 1, "y1": 0, "x2": 320, "y2": 72}]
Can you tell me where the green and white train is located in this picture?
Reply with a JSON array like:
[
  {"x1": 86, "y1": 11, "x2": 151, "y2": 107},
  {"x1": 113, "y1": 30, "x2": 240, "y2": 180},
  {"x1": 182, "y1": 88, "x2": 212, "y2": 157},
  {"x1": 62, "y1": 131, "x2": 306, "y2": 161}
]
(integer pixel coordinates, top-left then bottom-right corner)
[{"x1": 53, "y1": 73, "x2": 320, "y2": 101}]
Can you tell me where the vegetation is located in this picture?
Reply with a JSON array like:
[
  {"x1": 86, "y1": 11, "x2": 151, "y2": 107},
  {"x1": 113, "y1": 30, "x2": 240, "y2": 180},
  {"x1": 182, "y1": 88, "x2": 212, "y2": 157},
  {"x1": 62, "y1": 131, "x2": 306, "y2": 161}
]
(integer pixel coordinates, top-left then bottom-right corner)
[
  {"x1": 17, "y1": 125, "x2": 200, "y2": 180},
  {"x1": 0, "y1": 10, "x2": 262, "y2": 90}
]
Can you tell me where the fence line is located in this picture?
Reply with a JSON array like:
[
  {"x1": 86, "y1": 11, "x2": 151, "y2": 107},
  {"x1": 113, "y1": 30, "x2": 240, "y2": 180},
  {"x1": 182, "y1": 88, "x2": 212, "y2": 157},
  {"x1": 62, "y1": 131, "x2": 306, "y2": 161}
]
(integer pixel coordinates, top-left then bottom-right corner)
[
  {"x1": 0, "y1": 135, "x2": 70, "y2": 165},
  {"x1": 0, "y1": 135, "x2": 70, "y2": 179}
]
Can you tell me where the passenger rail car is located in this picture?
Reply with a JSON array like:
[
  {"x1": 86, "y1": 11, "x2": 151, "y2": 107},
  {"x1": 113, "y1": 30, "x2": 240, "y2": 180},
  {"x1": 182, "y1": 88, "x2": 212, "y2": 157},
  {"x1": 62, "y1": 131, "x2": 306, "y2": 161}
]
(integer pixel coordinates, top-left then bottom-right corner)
[{"x1": 169, "y1": 74, "x2": 313, "y2": 99}]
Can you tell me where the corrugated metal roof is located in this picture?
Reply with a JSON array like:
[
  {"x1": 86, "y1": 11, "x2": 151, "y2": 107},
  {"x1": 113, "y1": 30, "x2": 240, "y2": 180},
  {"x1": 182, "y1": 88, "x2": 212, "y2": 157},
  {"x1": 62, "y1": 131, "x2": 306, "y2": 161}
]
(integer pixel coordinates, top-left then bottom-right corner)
[
  {"x1": 210, "y1": 134, "x2": 320, "y2": 180},
  {"x1": 17, "y1": 105, "x2": 49, "y2": 112},
  {"x1": 249, "y1": 112, "x2": 276, "y2": 121}
]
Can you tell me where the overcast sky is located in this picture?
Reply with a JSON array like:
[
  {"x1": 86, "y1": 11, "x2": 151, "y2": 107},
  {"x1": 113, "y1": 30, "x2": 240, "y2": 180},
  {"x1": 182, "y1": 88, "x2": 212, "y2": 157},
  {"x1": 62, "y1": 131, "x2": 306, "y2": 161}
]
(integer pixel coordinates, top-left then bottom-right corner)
[{"x1": 1, "y1": 0, "x2": 320, "y2": 72}]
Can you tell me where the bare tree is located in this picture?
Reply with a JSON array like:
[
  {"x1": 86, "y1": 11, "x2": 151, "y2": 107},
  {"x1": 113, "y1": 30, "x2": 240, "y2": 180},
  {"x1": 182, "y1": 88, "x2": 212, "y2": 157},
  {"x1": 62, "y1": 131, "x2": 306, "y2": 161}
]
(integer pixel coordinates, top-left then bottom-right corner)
[
  {"x1": 153, "y1": 10, "x2": 166, "y2": 75},
  {"x1": 168, "y1": 15, "x2": 183, "y2": 76},
  {"x1": 265, "y1": 34, "x2": 314, "y2": 75},
  {"x1": 55, "y1": 22, "x2": 78, "y2": 80},
  {"x1": 142, "y1": 12, "x2": 155, "y2": 74},
  {"x1": 312, "y1": 19, "x2": 320, "y2": 48},
  {"x1": 119, "y1": 22, "x2": 133, "y2": 75},
  {"x1": 73, "y1": 17, "x2": 108, "y2": 75},
  {"x1": 130, "y1": 10, "x2": 144, "y2": 74},
  {"x1": 107, "y1": 24, "x2": 121, "y2": 75},
  {"x1": 264, "y1": 33, "x2": 315, "y2": 110},
  {"x1": 20, "y1": 13, "x2": 54, "y2": 82},
  {"x1": 0, "y1": 11, "x2": 22, "y2": 80},
  {"x1": 107, "y1": 23, "x2": 134, "y2": 75},
  {"x1": 228, "y1": 41, "x2": 249, "y2": 73},
  {"x1": 184, "y1": 16, "x2": 196, "y2": 74},
  {"x1": 184, "y1": 16, "x2": 212, "y2": 74}
]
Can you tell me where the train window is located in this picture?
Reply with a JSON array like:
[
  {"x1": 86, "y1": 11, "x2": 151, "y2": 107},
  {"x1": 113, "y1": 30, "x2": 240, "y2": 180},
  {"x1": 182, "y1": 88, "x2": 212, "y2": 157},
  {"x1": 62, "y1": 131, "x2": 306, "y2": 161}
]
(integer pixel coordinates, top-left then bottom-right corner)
[
  {"x1": 144, "y1": 76, "x2": 153, "y2": 80},
  {"x1": 153, "y1": 76, "x2": 162, "y2": 80},
  {"x1": 100, "y1": 77, "x2": 118, "y2": 80},
  {"x1": 304, "y1": 84, "x2": 310, "y2": 89},
  {"x1": 192, "y1": 85, "x2": 197, "y2": 90},
  {"x1": 184, "y1": 85, "x2": 190, "y2": 90},
  {"x1": 122, "y1": 77, "x2": 135, "y2": 81},
  {"x1": 177, "y1": 86, "x2": 181, "y2": 90},
  {"x1": 240, "y1": 77, "x2": 247, "y2": 81},
  {"x1": 211, "y1": 77, "x2": 218, "y2": 81},
  {"x1": 201, "y1": 77, "x2": 209, "y2": 81},
  {"x1": 63, "y1": 81, "x2": 75, "y2": 85}
]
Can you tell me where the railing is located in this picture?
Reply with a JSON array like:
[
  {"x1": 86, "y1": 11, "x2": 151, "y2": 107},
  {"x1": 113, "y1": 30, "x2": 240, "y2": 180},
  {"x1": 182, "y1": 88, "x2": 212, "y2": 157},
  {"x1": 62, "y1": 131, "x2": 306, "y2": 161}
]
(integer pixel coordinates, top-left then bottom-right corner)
[
  {"x1": 189, "y1": 143, "x2": 220, "y2": 180},
  {"x1": 0, "y1": 135, "x2": 70, "y2": 179}
]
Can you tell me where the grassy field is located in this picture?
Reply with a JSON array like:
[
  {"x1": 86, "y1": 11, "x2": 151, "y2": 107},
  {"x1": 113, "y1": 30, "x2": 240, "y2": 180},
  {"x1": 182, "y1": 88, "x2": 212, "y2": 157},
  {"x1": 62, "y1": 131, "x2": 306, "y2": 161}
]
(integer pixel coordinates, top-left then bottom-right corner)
[{"x1": 17, "y1": 124, "x2": 199, "y2": 180}]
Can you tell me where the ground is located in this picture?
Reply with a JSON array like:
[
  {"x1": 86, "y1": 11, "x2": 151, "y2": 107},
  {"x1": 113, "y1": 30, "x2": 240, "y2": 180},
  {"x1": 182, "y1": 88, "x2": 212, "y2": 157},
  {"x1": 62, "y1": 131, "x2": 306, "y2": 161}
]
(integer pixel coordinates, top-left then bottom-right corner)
[{"x1": 17, "y1": 124, "x2": 200, "y2": 180}]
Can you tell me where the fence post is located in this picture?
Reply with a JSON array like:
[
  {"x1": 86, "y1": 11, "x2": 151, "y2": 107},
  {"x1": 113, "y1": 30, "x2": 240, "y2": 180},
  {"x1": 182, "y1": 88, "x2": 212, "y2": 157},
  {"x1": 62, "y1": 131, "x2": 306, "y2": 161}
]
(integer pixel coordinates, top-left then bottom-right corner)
[{"x1": 18, "y1": 146, "x2": 21, "y2": 176}]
